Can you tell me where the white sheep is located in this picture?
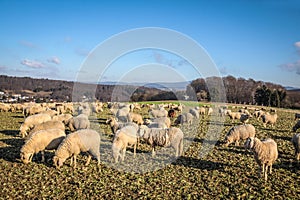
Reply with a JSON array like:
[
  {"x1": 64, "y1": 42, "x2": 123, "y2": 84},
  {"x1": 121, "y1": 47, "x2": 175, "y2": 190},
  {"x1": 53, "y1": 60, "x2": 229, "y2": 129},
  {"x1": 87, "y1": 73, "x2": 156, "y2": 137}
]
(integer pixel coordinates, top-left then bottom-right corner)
[
  {"x1": 224, "y1": 124, "x2": 256, "y2": 147},
  {"x1": 115, "y1": 106, "x2": 131, "y2": 122},
  {"x1": 189, "y1": 108, "x2": 199, "y2": 119},
  {"x1": 128, "y1": 112, "x2": 144, "y2": 125},
  {"x1": 20, "y1": 129, "x2": 66, "y2": 164},
  {"x1": 25, "y1": 120, "x2": 65, "y2": 141},
  {"x1": 174, "y1": 113, "x2": 194, "y2": 125},
  {"x1": 228, "y1": 111, "x2": 241, "y2": 122},
  {"x1": 244, "y1": 137, "x2": 278, "y2": 181},
  {"x1": 148, "y1": 108, "x2": 168, "y2": 118},
  {"x1": 291, "y1": 133, "x2": 300, "y2": 160},
  {"x1": 52, "y1": 113, "x2": 73, "y2": 125},
  {"x1": 138, "y1": 125, "x2": 184, "y2": 157},
  {"x1": 20, "y1": 113, "x2": 52, "y2": 138},
  {"x1": 207, "y1": 107, "x2": 213, "y2": 115},
  {"x1": 53, "y1": 129, "x2": 101, "y2": 169},
  {"x1": 292, "y1": 120, "x2": 300, "y2": 132},
  {"x1": 261, "y1": 113, "x2": 278, "y2": 128},
  {"x1": 66, "y1": 114, "x2": 90, "y2": 132},
  {"x1": 145, "y1": 117, "x2": 171, "y2": 128},
  {"x1": 112, "y1": 124, "x2": 139, "y2": 163},
  {"x1": 39, "y1": 109, "x2": 58, "y2": 117}
]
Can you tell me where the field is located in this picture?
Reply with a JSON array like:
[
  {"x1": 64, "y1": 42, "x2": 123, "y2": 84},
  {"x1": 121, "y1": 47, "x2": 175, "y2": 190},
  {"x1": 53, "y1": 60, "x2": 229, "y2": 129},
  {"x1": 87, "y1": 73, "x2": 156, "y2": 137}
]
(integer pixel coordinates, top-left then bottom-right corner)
[{"x1": 0, "y1": 103, "x2": 299, "y2": 199}]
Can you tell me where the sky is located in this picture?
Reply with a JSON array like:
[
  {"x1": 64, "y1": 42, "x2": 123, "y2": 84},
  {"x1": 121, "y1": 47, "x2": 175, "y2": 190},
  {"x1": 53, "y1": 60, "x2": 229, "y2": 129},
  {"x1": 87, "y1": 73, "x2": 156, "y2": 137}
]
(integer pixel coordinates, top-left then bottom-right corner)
[{"x1": 0, "y1": 0, "x2": 300, "y2": 87}]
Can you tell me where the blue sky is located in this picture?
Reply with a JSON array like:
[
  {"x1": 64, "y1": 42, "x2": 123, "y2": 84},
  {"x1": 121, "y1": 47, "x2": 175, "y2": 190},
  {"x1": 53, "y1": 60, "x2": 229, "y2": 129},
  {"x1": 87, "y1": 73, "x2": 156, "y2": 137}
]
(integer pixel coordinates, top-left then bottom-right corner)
[{"x1": 0, "y1": 0, "x2": 300, "y2": 87}]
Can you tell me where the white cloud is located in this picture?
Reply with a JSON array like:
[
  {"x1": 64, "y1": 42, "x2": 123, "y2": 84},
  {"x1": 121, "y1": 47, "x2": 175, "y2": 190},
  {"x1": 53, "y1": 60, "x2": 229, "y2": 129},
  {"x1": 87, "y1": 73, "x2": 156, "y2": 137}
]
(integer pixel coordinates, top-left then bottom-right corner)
[
  {"x1": 294, "y1": 41, "x2": 300, "y2": 48},
  {"x1": 47, "y1": 56, "x2": 60, "y2": 65},
  {"x1": 21, "y1": 59, "x2": 45, "y2": 68},
  {"x1": 280, "y1": 60, "x2": 300, "y2": 75}
]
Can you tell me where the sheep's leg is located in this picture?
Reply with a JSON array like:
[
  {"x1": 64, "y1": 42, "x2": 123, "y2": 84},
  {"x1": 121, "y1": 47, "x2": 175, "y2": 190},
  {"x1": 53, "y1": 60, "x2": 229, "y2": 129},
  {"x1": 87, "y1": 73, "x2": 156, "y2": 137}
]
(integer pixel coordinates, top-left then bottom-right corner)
[
  {"x1": 85, "y1": 154, "x2": 92, "y2": 166},
  {"x1": 269, "y1": 165, "x2": 272, "y2": 174},
  {"x1": 264, "y1": 165, "x2": 268, "y2": 181},
  {"x1": 121, "y1": 148, "x2": 126, "y2": 162},
  {"x1": 29, "y1": 153, "x2": 33, "y2": 162},
  {"x1": 235, "y1": 141, "x2": 239, "y2": 146},
  {"x1": 133, "y1": 144, "x2": 136, "y2": 158},
  {"x1": 152, "y1": 146, "x2": 156, "y2": 157},
  {"x1": 41, "y1": 151, "x2": 45, "y2": 162},
  {"x1": 73, "y1": 155, "x2": 77, "y2": 169}
]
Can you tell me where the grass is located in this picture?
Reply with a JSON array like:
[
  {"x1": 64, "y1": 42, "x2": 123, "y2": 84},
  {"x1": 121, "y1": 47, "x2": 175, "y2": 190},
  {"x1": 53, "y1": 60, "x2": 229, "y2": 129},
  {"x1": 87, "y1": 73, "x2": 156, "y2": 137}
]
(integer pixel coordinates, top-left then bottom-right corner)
[{"x1": 0, "y1": 104, "x2": 299, "y2": 199}]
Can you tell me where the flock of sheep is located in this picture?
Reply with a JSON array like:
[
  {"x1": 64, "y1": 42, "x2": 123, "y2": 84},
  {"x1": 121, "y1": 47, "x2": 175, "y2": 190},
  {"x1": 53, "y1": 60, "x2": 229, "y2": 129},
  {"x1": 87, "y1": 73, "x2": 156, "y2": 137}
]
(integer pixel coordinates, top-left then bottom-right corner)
[{"x1": 1, "y1": 101, "x2": 299, "y2": 181}]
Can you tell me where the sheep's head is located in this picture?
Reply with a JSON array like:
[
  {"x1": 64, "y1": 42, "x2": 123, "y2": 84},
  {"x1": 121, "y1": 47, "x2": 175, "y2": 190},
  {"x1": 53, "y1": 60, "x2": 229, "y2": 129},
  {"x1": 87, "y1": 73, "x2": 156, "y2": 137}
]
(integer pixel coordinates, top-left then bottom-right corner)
[
  {"x1": 53, "y1": 156, "x2": 66, "y2": 169},
  {"x1": 244, "y1": 137, "x2": 255, "y2": 150},
  {"x1": 20, "y1": 152, "x2": 33, "y2": 164},
  {"x1": 19, "y1": 124, "x2": 28, "y2": 138}
]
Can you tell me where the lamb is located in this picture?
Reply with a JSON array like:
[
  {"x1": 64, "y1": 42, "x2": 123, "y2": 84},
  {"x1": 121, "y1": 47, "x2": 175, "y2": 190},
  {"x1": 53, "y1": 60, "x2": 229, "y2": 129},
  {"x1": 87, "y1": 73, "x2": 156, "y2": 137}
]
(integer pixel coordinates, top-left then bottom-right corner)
[
  {"x1": 138, "y1": 125, "x2": 184, "y2": 157},
  {"x1": 244, "y1": 137, "x2": 278, "y2": 181},
  {"x1": 291, "y1": 133, "x2": 300, "y2": 160},
  {"x1": 292, "y1": 120, "x2": 300, "y2": 132},
  {"x1": 149, "y1": 108, "x2": 168, "y2": 118},
  {"x1": 224, "y1": 124, "x2": 256, "y2": 147},
  {"x1": 20, "y1": 113, "x2": 52, "y2": 138},
  {"x1": 20, "y1": 129, "x2": 66, "y2": 164},
  {"x1": 294, "y1": 113, "x2": 300, "y2": 121},
  {"x1": 128, "y1": 112, "x2": 144, "y2": 125},
  {"x1": 112, "y1": 124, "x2": 139, "y2": 163},
  {"x1": 53, "y1": 129, "x2": 101, "y2": 169},
  {"x1": 261, "y1": 113, "x2": 278, "y2": 128},
  {"x1": 189, "y1": 108, "x2": 199, "y2": 119},
  {"x1": 25, "y1": 120, "x2": 65, "y2": 141},
  {"x1": 66, "y1": 114, "x2": 90, "y2": 132},
  {"x1": 174, "y1": 113, "x2": 194, "y2": 125}
]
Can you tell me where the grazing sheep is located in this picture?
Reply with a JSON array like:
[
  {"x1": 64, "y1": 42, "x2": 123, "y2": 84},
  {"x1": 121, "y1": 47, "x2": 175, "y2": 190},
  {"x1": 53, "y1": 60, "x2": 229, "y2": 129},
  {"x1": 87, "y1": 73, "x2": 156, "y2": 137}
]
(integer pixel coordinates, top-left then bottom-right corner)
[
  {"x1": 224, "y1": 124, "x2": 256, "y2": 147},
  {"x1": 39, "y1": 109, "x2": 58, "y2": 117},
  {"x1": 294, "y1": 113, "x2": 300, "y2": 121},
  {"x1": 20, "y1": 129, "x2": 66, "y2": 164},
  {"x1": 23, "y1": 105, "x2": 45, "y2": 117},
  {"x1": 244, "y1": 137, "x2": 278, "y2": 181},
  {"x1": 291, "y1": 133, "x2": 300, "y2": 160},
  {"x1": 53, "y1": 129, "x2": 101, "y2": 169},
  {"x1": 52, "y1": 114, "x2": 73, "y2": 125},
  {"x1": 66, "y1": 114, "x2": 90, "y2": 132},
  {"x1": 189, "y1": 108, "x2": 199, "y2": 119},
  {"x1": 207, "y1": 107, "x2": 213, "y2": 115},
  {"x1": 149, "y1": 108, "x2": 168, "y2": 118},
  {"x1": 138, "y1": 125, "x2": 184, "y2": 157},
  {"x1": 261, "y1": 113, "x2": 278, "y2": 128},
  {"x1": 228, "y1": 112, "x2": 241, "y2": 122},
  {"x1": 292, "y1": 120, "x2": 300, "y2": 132},
  {"x1": 106, "y1": 117, "x2": 137, "y2": 136},
  {"x1": 112, "y1": 124, "x2": 139, "y2": 163},
  {"x1": 20, "y1": 114, "x2": 52, "y2": 138},
  {"x1": 174, "y1": 113, "x2": 194, "y2": 125},
  {"x1": 128, "y1": 112, "x2": 144, "y2": 125},
  {"x1": 144, "y1": 117, "x2": 171, "y2": 128},
  {"x1": 25, "y1": 120, "x2": 65, "y2": 141},
  {"x1": 240, "y1": 114, "x2": 250, "y2": 124}
]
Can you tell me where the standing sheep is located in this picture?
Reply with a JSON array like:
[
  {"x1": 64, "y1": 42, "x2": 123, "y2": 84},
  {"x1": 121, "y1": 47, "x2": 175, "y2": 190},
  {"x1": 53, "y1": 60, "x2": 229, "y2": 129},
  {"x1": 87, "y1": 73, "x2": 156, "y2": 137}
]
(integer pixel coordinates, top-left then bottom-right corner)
[
  {"x1": 149, "y1": 108, "x2": 168, "y2": 118},
  {"x1": 189, "y1": 108, "x2": 199, "y2": 119},
  {"x1": 244, "y1": 137, "x2": 278, "y2": 181},
  {"x1": 66, "y1": 114, "x2": 90, "y2": 132},
  {"x1": 174, "y1": 113, "x2": 194, "y2": 125},
  {"x1": 52, "y1": 114, "x2": 73, "y2": 125},
  {"x1": 291, "y1": 133, "x2": 300, "y2": 160},
  {"x1": 112, "y1": 124, "x2": 139, "y2": 163},
  {"x1": 128, "y1": 112, "x2": 144, "y2": 125},
  {"x1": 138, "y1": 125, "x2": 184, "y2": 157},
  {"x1": 261, "y1": 113, "x2": 278, "y2": 128},
  {"x1": 224, "y1": 124, "x2": 256, "y2": 147},
  {"x1": 53, "y1": 129, "x2": 101, "y2": 169},
  {"x1": 20, "y1": 114, "x2": 52, "y2": 138},
  {"x1": 228, "y1": 112, "x2": 241, "y2": 123},
  {"x1": 20, "y1": 129, "x2": 66, "y2": 164}
]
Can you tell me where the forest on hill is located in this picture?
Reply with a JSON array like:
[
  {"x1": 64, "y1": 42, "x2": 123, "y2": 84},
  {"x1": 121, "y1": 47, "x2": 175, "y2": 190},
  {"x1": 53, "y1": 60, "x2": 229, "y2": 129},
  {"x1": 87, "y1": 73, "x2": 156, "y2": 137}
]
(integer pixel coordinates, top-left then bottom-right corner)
[{"x1": 0, "y1": 75, "x2": 299, "y2": 108}]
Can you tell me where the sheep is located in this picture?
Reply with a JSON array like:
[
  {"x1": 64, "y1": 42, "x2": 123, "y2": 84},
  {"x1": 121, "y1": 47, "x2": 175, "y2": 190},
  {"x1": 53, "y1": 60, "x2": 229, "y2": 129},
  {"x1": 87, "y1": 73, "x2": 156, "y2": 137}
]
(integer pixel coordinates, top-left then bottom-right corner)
[
  {"x1": 189, "y1": 108, "x2": 199, "y2": 119},
  {"x1": 138, "y1": 125, "x2": 184, "y2": 157},
  {"x1": 270, "y1": 108, "x2": 277, "y2": 113},
  {"x1": 20, "y1": 129, "x2": 66, "y2": 164},
  {"x1": 149, "y1": 108, "x2": 168, "y2": 118},
  {"x1": 227, "y1": 111, "x2": 241, "y2": 122},
  {"x1": 25, "y1": 120, "x2": 65, "y2": 141},
  {"x1": 53, "y1": 129, "x2": 101, "y2": 169},
  {"x1": 261, "y1": 113, "x2": 278, "y2": 128},
  {"x1": 52, "y1": 113, "x2": 73, "y2": 125},
  {"x1": 244, "y1": 137, "x2": 278, "y2": 181},
  {"x1": 106, "y1": 117, "x2": 137, "y2": 136},
  {"x1": 254, "y1": 110, "x2": 265, "y2": 119},
  {"x1": 39, "y1": 109, "x2": 58, "y2": 117},
  {"x1": 20, "y1": 114, "x2": 52, "y2": 138},
  {"x1": 112, "y1": 124, "x2": 139, "y2": 163},
  {"x1": 144, "y1": 117, "x2": 171, "y2": 128},
  {"x1": 174, "y1": 113, "x2": 194, "y2": 125},
  {"x1": 292, "y1": 120, "x2": 300, "y2": 132},
  {"x1": 207, "y1": 107, "x2": 213, "y2": 115},
  {"x1": 294, "y1": 113, "x2": 300, "y2": 121},
  {"x1": 291, "y1": 133, "x2": 300, "y2": 160},
  {"x1": 77, "y1": 105, "x2": 91, "y2": 116},
  {"x1": 224, "y1": 124, "x2": 256, "y2": 147},
  {"x1": 168, "y1": 109, "x2": 176, "y2": 118},
  {"x1": 115, "y1": 106, "x2": 131, "y2": 122},
  {"x1": 66, "y1": 114, "x2": 90, "y2": 132},
  {"x1": 23, "y1": 105, "x2": 45, "y2": 117},
  {"x1": 198, "y1": 107, "x2": 206, "y2": 115},
  {"x1": 128, "y1": 112, "x2": 144, "y2": 125},
  {"x1": 240, "y1": 114, "x2": 250, "y2": 124}
]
